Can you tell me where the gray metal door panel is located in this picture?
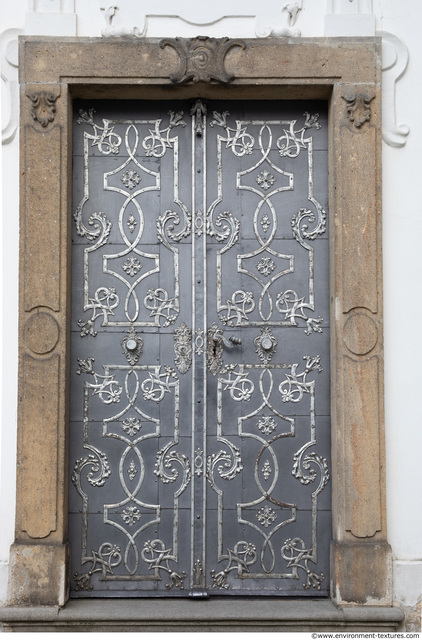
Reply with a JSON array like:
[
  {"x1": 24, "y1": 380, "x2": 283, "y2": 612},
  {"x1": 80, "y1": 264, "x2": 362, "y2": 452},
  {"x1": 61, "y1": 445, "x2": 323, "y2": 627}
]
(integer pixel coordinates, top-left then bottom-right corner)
[{"x1": 69, "y1": 99, "x2": 330, "y2": 597}]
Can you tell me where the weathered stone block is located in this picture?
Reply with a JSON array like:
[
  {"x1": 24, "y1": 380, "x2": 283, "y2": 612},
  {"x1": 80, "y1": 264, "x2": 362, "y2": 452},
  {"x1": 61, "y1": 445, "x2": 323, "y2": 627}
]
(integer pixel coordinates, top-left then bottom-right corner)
[{"x1": 8, "y1": 543, "x2": 70, "y2": 606}]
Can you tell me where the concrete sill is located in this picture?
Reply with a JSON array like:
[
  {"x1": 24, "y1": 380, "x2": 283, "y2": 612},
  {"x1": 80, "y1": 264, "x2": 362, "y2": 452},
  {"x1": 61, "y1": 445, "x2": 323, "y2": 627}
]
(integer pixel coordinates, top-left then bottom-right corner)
[{"x1": 0, "y1": 598, "x2": 405, "y2": 632}]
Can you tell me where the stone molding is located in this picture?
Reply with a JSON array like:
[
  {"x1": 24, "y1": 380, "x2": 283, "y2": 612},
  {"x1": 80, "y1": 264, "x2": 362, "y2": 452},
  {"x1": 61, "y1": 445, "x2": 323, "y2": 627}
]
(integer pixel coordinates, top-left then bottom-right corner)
[
  {"x1": 5, "y1": 36, "x2": 390, "y2": 616},
  {"x1": 0, "y1": 598, "x2": 404, "y2": 632},
  {"x1": 0, "y1": 28, "x2": 24, "y2": 144}
]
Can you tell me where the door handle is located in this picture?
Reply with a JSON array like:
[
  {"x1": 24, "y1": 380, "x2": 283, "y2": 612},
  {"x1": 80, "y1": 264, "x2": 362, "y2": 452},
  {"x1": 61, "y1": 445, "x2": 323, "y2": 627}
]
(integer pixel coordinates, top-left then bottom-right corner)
[
  {"x1": 208, "y1": 323, "x2": 241, "y2": 350},
  {"x1": 207, "y1": 323, "x2": 241, "y2": 375},
  {"x1": 221, "y1": 335, "x2": 242, "y2": 349}
]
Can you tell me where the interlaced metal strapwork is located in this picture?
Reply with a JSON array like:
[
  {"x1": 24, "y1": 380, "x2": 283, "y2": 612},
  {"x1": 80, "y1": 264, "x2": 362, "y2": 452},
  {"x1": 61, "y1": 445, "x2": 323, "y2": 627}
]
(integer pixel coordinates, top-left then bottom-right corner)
[{"x1": 69, "y1": 99, "x2": 330, "y2": 596}]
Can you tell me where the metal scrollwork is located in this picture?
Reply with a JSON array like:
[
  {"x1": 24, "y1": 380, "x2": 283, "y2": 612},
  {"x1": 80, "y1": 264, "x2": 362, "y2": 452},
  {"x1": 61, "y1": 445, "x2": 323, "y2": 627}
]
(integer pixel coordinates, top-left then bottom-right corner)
[
  {"x1": 74, "y1": 108, "x2": 189, "y2": 332},
  {"x1": 206, "y1": 444, "x2": 244, "y2": 482},
  {"x1": 277, "y1": 112, "x2": 321, "y2": 158},
  {"x1": 77, "y1": 108, "x2": 122, "y2": 154},
  {"x1": 76, "y1": 357, "x2": 122, "y2": 403},
  {"x1": 220, "y1": 364, "x2": 254, "y2": 402},
  {"x1": 70, "y1": 100, "x2": 330, "y2": 595},
  {"x1": 74, "y1": 208, "x2": 112, "y2": 245},
  {"x1": 210, "y1": 110, "x2": 254, "y2": 155},
  {"x1": 291, "y1": 207, "x2": 326, "y2": 246},
  {"x1": 72, "y1": 446, "x2": 111, "y2": 490},
  {"x1": 77, "y1": 287, "x2": 119, "y2": 337},
  {"x1": 154, "y1": 442, "x2": 192, "y2": 489},
  {"x1": 157, "y1": 209, "x2": 191, "y2": 244},
  {"x1": 219, "y1": 290, "x2": 255, "y2": 327},
  {"x1": 276, "y1": 290, "x2": 323, "y2": 335},
  {"x1": 210, "y1": 542, "x2": 257, "y2": 589},
  {"x1": 142, "y1": 110, "x2": 186, "y2": 157},
  {"x1": 292, "y1": 447, "x2": 329, "y2": 488},
  {"x1": 144, "y1": 288, "x2": 178, "y2": 327},
  {"x1": 141, "y1": 539, "x2": 187, "y2": 590},
  {"x1": 281, "y1": 538, "x2": 325, "y2": 590},
  {"x1": 74, "y1": 543, "x2": 122, "y2": 592},
  {"x1": 206, "y1": 210, "x2": 240, "y2": 244},
  {"x1": 141, "y1": 365, "x2": 178, "y2": 403},
  {"x1": 279, "y1": 355, "x2": 322, "y2": 403}
]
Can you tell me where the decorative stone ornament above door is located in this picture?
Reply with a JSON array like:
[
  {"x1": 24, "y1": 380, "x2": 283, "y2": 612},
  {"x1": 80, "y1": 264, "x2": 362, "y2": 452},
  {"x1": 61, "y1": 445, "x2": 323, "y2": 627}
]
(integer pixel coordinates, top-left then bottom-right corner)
[{"x1": 3, "y1": 34, "x2": 398, "y2": 628}]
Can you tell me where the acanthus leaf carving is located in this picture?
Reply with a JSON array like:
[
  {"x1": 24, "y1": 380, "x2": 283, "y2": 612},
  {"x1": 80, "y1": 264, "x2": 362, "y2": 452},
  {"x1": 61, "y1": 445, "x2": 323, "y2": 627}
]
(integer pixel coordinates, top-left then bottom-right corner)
[
  {"x1": 160, "y1": 36, "x2": 246, "y2": 85},
  {"x1": 343, "y1": 93, "x2": 374, "y2": 129},
  {"x1": 27, "y1": 91, "x2": 58, "y2": 128}
]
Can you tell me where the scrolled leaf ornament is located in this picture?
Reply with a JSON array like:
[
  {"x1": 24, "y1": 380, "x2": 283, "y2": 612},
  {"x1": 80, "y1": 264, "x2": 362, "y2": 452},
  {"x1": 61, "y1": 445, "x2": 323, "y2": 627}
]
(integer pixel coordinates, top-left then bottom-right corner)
[
  {"x1": 343, "y1": 93, "x2": 374, "y2": 129},
  {"x1": 160, "y1": 36, "x2": 246, "y2": 84},
  {"x1": 27, "y1": 91, "x2": 58, "y2": 127}
]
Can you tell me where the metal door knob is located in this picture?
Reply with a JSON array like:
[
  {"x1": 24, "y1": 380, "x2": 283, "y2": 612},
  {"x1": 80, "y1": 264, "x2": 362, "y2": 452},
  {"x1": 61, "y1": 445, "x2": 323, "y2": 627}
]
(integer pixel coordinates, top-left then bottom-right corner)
[
  {"x1": 260, "y1": 336, "x2": 273, "y2": 351},
  {"x1": 126, "y1": 338, "x2": 138, "y2": 351}
]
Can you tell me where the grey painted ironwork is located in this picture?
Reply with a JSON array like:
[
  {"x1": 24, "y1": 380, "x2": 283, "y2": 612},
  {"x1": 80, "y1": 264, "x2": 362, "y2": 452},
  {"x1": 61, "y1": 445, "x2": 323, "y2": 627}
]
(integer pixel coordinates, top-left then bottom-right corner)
[{"x1": 70, "y1": 99, "x2": 330, "y2": 597}]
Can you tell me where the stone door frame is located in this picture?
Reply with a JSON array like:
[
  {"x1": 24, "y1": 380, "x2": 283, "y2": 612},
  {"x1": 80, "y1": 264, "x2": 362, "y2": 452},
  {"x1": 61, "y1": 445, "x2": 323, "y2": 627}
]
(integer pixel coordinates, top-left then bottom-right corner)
[{"x1": 8, "y1": 35, "x2": 391, "y2": 608}]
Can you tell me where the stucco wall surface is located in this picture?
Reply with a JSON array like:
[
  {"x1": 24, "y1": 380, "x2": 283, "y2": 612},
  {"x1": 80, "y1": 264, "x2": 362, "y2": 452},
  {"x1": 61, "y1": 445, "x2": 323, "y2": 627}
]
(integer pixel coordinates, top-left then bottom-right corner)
[{"x1": 0, "y1": 0, "x2": 421, "y2": 628}]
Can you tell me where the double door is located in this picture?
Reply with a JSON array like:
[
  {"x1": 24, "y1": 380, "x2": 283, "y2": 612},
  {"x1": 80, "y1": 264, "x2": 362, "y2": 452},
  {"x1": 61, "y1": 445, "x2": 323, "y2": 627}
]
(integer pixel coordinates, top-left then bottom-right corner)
[{"x1": 69, "y1": 99, "x2": 330, "y2": 596}]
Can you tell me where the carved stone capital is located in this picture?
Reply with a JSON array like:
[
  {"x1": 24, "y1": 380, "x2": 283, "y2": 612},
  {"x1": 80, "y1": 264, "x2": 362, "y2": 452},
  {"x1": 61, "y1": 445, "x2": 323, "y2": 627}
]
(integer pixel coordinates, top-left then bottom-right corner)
[
  {"x1": 27, "y1": 91, "x2": 59, "y2": 128},
  {"x1": 160, "y1": 36, "x2": 246, "y2": 84},
  {"x1": 343, "y1": 93, "x2": 374, "y2": 129}
]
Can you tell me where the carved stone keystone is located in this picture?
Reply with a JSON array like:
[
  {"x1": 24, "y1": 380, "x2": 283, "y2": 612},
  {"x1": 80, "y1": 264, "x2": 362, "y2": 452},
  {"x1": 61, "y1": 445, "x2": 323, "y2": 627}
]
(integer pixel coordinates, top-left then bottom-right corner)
[{"x1": 160, "y1": 36, "x2": 246, "y2": 84}]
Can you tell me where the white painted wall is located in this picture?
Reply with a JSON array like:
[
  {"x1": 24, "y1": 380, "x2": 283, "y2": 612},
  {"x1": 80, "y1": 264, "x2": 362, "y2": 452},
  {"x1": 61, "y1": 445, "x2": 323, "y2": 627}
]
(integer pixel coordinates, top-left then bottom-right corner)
[{"x1": 1, "y1": 0, "x2": 421, "y2": 617}]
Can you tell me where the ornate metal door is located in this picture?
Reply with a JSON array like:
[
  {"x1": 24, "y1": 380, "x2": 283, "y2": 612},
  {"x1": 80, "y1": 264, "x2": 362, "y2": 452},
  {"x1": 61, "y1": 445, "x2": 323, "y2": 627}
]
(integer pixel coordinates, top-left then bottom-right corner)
[{"x1": 69, "y1": 99, "x2": 330, "y2": 597}]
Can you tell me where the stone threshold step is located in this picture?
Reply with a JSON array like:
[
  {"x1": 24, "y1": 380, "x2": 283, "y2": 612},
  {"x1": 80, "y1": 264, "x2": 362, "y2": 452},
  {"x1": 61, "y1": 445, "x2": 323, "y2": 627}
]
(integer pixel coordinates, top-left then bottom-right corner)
[{"x1": 0, "y1": 598, "x2": 405, "y2": 632}]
